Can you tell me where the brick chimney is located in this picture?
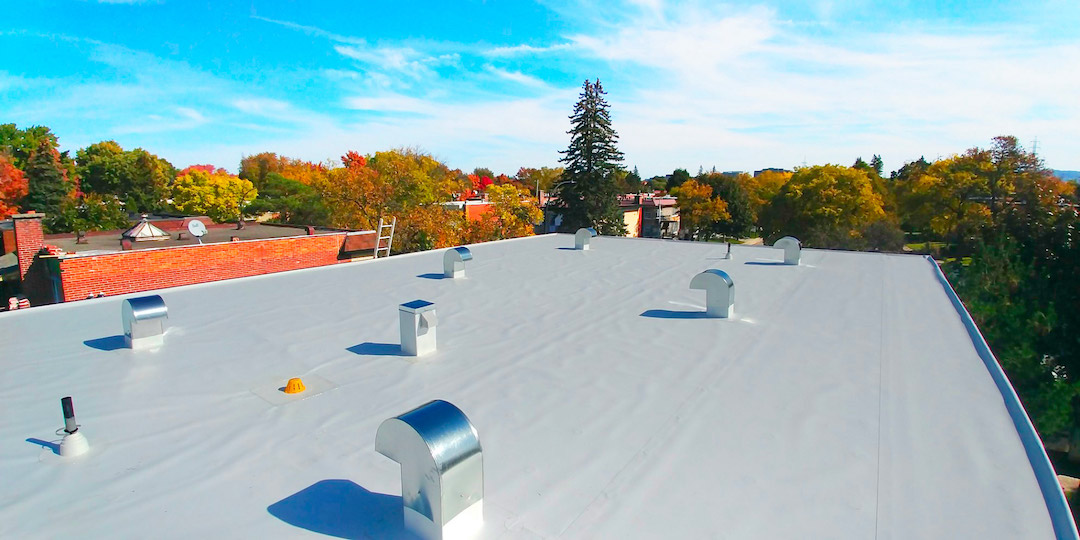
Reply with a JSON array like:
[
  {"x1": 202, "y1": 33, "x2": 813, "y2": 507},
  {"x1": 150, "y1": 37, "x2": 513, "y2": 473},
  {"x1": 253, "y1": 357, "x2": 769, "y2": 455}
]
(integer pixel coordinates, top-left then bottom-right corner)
[{"x1": 12, "y1": 213, "x2": 45, "y2": 280}]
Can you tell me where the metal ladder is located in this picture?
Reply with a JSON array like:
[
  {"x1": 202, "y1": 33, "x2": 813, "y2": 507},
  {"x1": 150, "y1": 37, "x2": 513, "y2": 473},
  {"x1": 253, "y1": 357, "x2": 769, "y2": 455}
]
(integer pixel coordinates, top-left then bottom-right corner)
[{"x1": 373, "y1": 216, "x2": 396, "y2": 259}]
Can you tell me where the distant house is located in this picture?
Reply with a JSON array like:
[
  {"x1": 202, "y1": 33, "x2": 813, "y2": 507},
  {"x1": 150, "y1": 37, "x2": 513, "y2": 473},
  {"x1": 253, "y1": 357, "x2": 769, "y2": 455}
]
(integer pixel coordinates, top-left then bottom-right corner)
[{"x1": 541, "y1": 191, "x2": 680, "y2": 238}]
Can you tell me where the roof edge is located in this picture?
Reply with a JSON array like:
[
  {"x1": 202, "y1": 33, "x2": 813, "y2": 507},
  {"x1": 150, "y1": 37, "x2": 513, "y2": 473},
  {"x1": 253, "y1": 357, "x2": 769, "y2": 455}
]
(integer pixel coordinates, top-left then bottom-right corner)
[{"x1": 927, "y1": 255, "x2": 1079, "y2": 539}]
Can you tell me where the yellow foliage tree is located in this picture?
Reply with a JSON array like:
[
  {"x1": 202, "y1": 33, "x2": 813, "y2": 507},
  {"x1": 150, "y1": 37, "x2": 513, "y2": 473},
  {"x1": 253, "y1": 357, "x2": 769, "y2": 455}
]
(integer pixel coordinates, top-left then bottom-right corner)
[
  {"x1": 672, "y1": 179, "x2": 730, "y2": 240},
  {"x1": 172, "y1": 167, "x2": 258, "y2": 224},
  {"x1": 464, "y1": 184, "x2": 542, "y2": 243},
  {"x1": 742, "y1": 169, "x2": 791, "y2": 221},
  {"x1": 760, "y1": 164, "x2": 885, "y2": 246}
]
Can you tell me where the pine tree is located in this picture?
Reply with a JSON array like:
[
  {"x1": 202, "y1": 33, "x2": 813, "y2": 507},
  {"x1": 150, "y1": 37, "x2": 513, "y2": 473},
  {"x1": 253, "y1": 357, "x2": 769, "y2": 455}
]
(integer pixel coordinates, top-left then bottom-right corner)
[
  {"x1": 22, "y1": 139, "x2": 73, "y2": 223},
  {"x1": 555, "y1": 79, "x2": 625, "y2": 234}
]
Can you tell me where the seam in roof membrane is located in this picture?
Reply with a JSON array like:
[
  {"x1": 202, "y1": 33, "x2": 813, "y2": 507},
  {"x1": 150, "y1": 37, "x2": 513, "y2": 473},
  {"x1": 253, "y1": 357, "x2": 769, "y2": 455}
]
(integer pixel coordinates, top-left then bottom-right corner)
[{"x1": 927, "y1": 255, "x2": 1079, "y2": 540}]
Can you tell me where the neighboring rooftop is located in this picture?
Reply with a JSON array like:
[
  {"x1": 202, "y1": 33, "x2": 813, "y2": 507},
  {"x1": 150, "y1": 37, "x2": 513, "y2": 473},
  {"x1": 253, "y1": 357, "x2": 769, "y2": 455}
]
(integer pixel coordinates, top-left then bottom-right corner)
[
  {"x1": 46, "y1": 222, "x2": 332, "y2": 255},
  {"x1": 0, "y1": 234, "x2": 1069, "y2": 538}
]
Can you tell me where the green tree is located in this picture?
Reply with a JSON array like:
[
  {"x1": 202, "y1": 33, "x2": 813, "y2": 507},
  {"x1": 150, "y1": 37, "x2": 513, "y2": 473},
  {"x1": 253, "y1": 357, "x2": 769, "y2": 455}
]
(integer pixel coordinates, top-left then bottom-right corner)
[
  {"x1": 668, "y1": 168, "x2": 691, "y2": 191},
  {"x1": 0, "y1": 124, "x2": 60, "y2": 170},
  {"x1": 76, "y1": 141, "x2": 174, "y2": 212},
  {"x1": 554, "y1": 79, "x2": 626, "y2": 235},
  {"x1": 52, "y1": 194, "x2": 130, "y2": 236},
  {"x1": 700, "y1": 172, "x2": 753, "y2": 238},
  {"x1": 246, "y1": 172, "x2": 330, "y2": 225},
  {"x1": 22, "y1": 140, "x2": 74, "y2": 230}
]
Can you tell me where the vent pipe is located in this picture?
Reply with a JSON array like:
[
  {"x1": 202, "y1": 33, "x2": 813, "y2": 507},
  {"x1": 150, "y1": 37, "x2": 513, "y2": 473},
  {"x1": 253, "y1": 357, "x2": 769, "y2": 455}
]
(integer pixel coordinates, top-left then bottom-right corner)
[
  {"x1": 58, "y1": 396, "x2": 90, "y2": 457},
  {"x1": 575, "y1": 227, "x2": 597, "y2": 250},
  {"x1": 443, "y1": 247, "x2": 473, "y2": 279},
  {"x1": 122, "y1": 295, "x2": 168, "y2": 350},
  {"x1": 399, "y1": 300, "x2": 437, "y2": 356},
  {"x1": 376, "y1": 400, "x2": 484, "y2": 540},
  {"x1": 689, "y1": 269, "x2": 735, "y2": 318},
  {"x1": 774, "y1": 236, "x2": 801, "y2": 265}
]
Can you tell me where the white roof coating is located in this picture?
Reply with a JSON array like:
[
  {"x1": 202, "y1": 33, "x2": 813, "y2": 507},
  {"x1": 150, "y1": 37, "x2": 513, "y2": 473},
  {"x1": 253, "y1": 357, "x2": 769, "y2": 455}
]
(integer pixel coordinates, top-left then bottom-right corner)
[{"x1": 0, "y1": 234, "x2": 1068, "y2": 538}]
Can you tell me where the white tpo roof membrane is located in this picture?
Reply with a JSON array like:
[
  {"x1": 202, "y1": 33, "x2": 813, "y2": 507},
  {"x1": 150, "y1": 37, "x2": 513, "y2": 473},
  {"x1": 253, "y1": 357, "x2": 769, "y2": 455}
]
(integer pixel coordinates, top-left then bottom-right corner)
[{"x1": 0, "y1": 234, "x2": 1057, "y2": 538}]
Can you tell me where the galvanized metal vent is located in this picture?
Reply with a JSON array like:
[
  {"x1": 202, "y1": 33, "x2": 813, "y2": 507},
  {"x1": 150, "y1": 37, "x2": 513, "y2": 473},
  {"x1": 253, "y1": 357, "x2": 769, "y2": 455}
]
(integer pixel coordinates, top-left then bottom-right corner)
[
  {"x1": 575, "y1": 227, "x2": 597, "y2": 250},
  {"x1": 376, "y1": 400, "x2": 483, "y2": 540},
  {"x1": 122, "y1": 295, "x2": 168, "y2": 350},
  {"x1": 443, "y1": 247, "x2": 473, "y2": 279},
  {"x1": 690, "y1": 269, "x2": 735, "y2": 318},
  {"x1": 774, "y1": 236, "x2": 801, "y2": 265}
]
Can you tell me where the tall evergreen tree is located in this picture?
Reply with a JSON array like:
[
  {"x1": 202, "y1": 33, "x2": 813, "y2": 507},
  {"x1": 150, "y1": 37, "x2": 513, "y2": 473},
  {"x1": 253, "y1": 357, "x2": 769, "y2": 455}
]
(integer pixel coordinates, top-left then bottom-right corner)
[
  {"x1": 555, "y1": 79, "x2": 625, "y2": 234},
  {"x1": 22, "y1": 139, "x2": 73, "y2": 224}
]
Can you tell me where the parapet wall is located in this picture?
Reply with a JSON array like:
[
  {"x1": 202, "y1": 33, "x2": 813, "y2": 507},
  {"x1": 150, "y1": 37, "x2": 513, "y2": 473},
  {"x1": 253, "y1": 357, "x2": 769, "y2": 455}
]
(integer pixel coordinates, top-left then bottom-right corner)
[{"x1": 56, "y1": 232, "x2": 362, "y2": 302}]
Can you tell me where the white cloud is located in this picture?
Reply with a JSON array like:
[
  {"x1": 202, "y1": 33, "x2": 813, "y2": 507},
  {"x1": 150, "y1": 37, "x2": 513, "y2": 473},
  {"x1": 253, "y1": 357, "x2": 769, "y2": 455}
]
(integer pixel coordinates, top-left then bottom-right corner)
[{"x1": 484, "y1": 43, "x2": 573, "y2": 56}]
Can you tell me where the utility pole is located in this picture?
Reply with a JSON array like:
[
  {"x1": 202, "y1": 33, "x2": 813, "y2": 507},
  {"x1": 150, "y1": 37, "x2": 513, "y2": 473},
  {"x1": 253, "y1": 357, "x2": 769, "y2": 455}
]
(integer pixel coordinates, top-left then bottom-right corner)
[{"x1": 1032, "y1": 136, "x2": 1039, "y2": 156}]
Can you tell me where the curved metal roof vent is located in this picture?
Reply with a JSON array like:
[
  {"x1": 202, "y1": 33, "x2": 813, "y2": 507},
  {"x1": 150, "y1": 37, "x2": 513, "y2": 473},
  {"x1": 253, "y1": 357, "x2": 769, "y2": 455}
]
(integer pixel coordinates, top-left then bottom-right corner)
[
  {"x1": 376, "y1": 400, "x2": 484, "y2": 540},
  {"x1": 690, "y1": 269, "x2": 735, "y2": 318},
  {"x1": 443, "y1": 247, "x2": 472, "y2": 279},
  {"x1": 122, "y1": 295, "x2": 168, "y2": 350},
  {"x1": 774, "y1": 236, "x2": 801, "y2": 265},
  {"x1": 575, "y1": 227, "x2": 597, "y2": 250}
]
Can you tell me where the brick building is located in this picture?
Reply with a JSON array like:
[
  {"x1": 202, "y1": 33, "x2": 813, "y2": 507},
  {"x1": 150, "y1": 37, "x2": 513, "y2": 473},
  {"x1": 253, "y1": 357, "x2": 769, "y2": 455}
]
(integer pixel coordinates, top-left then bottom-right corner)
[{"x1": 0, "y1": 214, "x2": 377, "y2": 309}]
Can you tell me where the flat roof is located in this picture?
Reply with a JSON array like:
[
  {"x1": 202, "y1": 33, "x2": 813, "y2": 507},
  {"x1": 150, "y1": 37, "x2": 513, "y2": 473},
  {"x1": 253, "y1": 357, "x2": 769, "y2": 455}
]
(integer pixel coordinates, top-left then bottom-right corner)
[
  {"x1": 45, "y1": 223, "x2": 325, "y2": 255},
  {"x1": 0, "y1": 234, "x2": 1065, "y2": 538}
]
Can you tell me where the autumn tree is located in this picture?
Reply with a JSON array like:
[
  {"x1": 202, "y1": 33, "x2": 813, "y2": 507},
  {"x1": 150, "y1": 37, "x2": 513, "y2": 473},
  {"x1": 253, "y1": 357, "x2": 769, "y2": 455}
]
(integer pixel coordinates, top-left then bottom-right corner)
[
  {"x1": 743, "y1": 169, "x2": 791, "y2": 223},
  {"x1": 0, "y1": 156, "x2": 28, "y2": 219},
  {"x1": 555, "y1": 79, "x2": 625, "y2": 234},
  {"x1": 759, "y1": 164, "x2": 884, "y2": 247},
  {"x1": 515, "y1": 167, "x2": 563, "y2": 198},
  {"x1": 172, "y1": 166, "x2": 257, "y2": 225},
  {"x1": 672, "y1": 179, "x2": 729, "y2": 241},
  {"x1": 316, "y1": 149, "x2": 466, "y2": 252},
  {"x1": 464, "y1": 184, "x2": 542, "y2": 242},
  {"x1": 239, "y1": 152, "x2": 328, "y2": 189}
]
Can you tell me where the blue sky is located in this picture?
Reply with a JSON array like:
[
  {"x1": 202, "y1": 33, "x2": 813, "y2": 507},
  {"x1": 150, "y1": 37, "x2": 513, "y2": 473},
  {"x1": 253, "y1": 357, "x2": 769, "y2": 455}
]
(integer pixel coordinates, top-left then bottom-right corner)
[{"x1": 3, "y1": 0, "x2": 1079, "y2": 176}]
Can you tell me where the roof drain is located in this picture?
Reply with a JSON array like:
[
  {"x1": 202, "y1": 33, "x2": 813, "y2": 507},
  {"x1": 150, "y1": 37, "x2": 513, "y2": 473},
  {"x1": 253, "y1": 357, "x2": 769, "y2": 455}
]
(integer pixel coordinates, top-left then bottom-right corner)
[
  {"x1": 58, "y1": 396, "x2": 89, "y2": 457},
  {"x1": 443, "y1": 247, "x2": 472, "y2": 279},
  {"x1": 122, "y1": 295, "x2": 168, "y2": 350},
  {"x1": 399, "y1": 300, "x2": 437, "y2": 357},
  {"x1": 376, "y1": 400, "x2": 484, "y2": 540},
  {"x1": 690, "y1": 269, "x2": 735, "y2": 318},
  {"x1": 575, "y1": 227, "x2": 597, "y2": 250},
  {"x1": 774, "y1": 236, "x2": 801, "y2": 265}
]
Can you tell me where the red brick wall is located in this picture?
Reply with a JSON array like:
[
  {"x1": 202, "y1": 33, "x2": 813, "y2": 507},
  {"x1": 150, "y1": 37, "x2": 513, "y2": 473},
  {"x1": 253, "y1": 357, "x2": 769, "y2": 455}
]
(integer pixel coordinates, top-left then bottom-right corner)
[
  {"x1": 57, "y1": 233, "x2": 353, "y2": 302},
  {"x1": 13, "y1": 214, "x2": 44, "y2": 279}
]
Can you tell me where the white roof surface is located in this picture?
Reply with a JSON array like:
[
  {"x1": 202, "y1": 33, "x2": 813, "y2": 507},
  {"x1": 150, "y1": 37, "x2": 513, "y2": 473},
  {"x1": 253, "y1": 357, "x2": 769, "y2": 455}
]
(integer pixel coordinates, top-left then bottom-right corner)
[{"x1": 0, "y1": 234, "x2": 1063, "y2": 538}]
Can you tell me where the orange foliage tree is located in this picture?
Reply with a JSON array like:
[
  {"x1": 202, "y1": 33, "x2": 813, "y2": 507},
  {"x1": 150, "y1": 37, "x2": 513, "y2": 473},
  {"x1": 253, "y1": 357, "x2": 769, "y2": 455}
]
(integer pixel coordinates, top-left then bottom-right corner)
[{"x1": 0, "y1": 155, "x2": 28, "y2": 218}]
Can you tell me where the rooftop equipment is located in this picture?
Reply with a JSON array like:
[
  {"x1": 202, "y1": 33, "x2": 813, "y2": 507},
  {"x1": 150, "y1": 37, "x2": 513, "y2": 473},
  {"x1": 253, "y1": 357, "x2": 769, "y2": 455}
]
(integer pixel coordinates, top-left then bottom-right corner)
[
  {"x1": 575, "y1": 227, "x2": 597, "y2": 250},
  {"x1": 376, "y1": 400, "x2": 484, "y2": 540},
  {"x1": 774, "y1": 236, "x2": 801, "y2": 265},
  {"x1": 58, "y1": 397, "x2": 89, "y2": 457},
  {"x1": 122, "y1": 295, "x2": 168, "y2": 350},
  {"x1": 690, "y1": 269, "x2": 735, "y2": 318},
  {"x1": 187, "y1": 219, "x2": 207, "y2": 244},
  {"x1": 443, "y1": 247, "x2": 473, "y2": 279},
  {"x1": 399, "y1": 300, "x2": 437, "y2": 357},
  {"x1": 283, "y1": 378, "x2": 305, "y2": 394}
]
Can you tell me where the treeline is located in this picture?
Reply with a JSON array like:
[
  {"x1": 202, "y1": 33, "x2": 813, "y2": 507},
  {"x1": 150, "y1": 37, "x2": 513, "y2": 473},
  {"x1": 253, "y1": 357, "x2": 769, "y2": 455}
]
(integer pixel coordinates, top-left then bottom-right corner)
[
  {"x1": 663, "y1": 136, "x2": 1080, "y2": 439},
  {"x1": 0, "y1": 124, "x2": 546, "y2": 252}
]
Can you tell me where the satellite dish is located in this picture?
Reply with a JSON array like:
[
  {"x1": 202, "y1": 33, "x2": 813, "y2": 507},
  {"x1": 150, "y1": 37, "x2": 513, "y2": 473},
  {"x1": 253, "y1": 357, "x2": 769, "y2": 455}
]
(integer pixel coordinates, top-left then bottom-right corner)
[{"x1": 187, "y1": 220, "x2": 207, "y2": 244}]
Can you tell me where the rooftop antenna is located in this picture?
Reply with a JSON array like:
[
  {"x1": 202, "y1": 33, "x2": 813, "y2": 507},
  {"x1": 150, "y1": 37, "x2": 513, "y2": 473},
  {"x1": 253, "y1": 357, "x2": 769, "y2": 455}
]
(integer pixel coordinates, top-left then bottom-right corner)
[
  {"x1": 58, "y1": 396, "x2": 90, "y2": 457},
  {"x1": 187, "y1": 219, "x2": 207, "y2": 245}
]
